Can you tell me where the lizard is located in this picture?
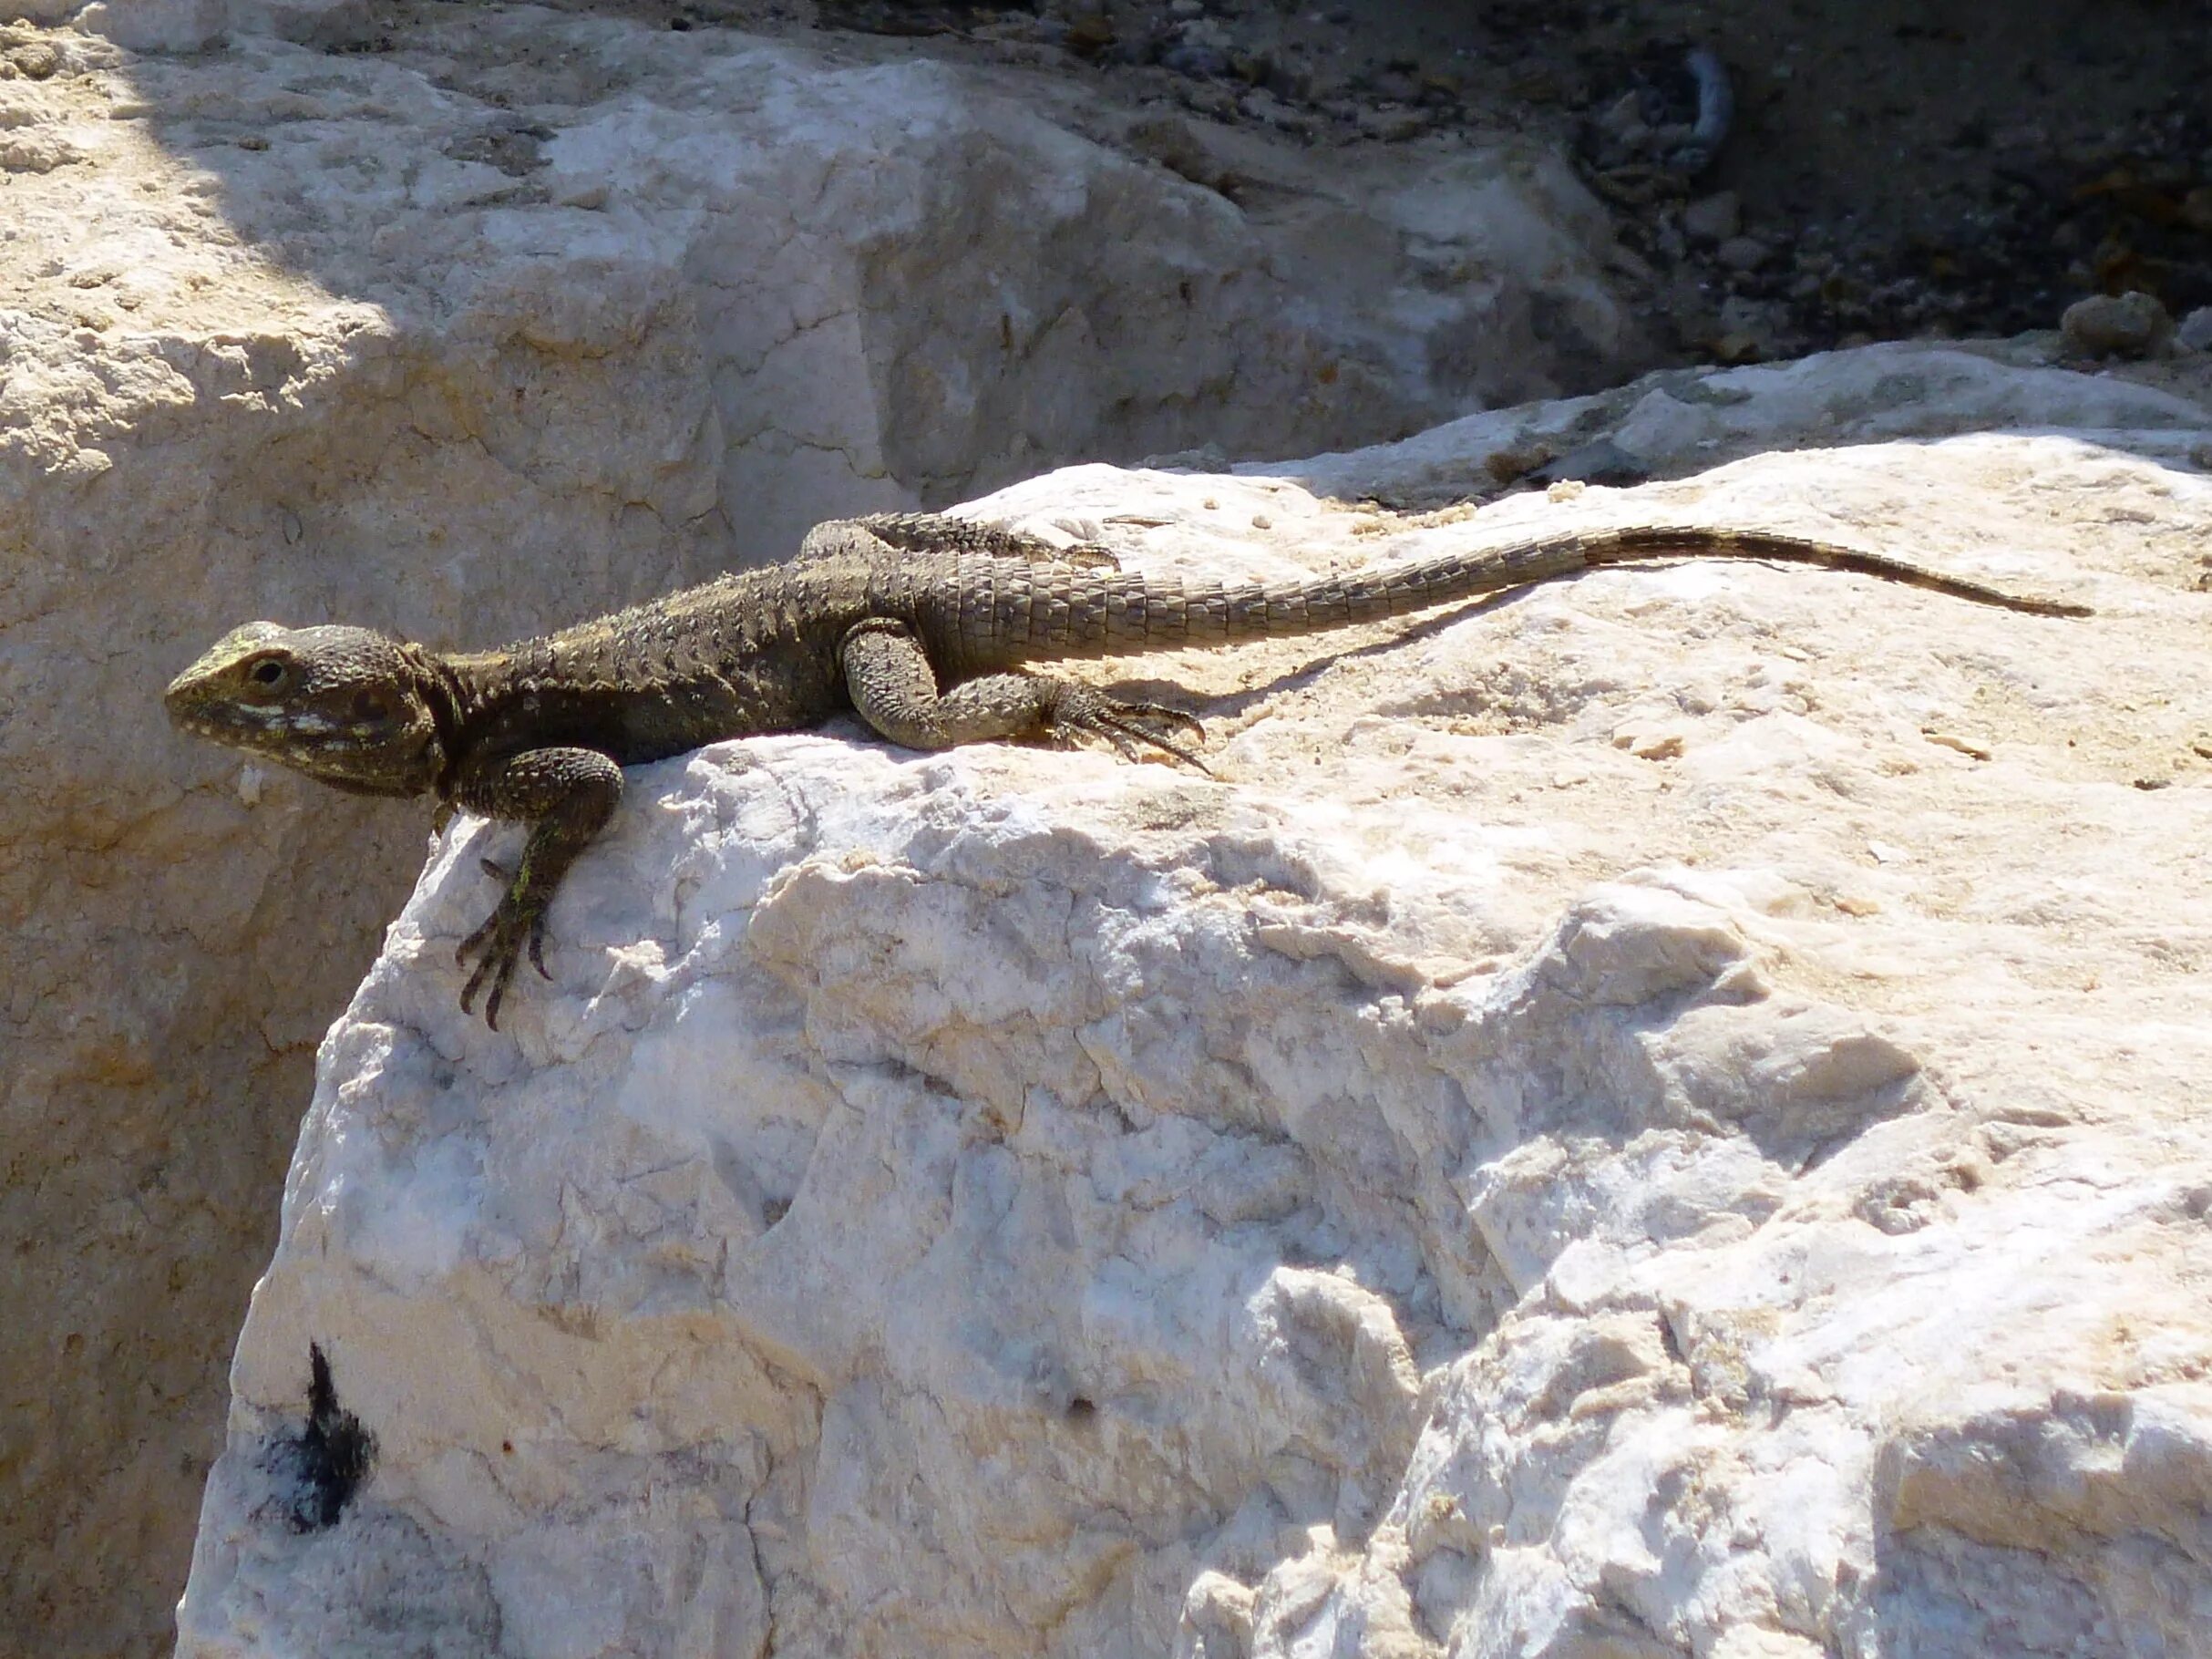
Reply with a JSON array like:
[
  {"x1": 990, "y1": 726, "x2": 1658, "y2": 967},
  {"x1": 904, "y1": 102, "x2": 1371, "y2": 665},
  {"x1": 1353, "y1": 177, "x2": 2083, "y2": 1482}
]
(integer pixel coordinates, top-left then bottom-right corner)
[{"x1": 164, "y1": 510, "x2": 2090, "y2": 1027}]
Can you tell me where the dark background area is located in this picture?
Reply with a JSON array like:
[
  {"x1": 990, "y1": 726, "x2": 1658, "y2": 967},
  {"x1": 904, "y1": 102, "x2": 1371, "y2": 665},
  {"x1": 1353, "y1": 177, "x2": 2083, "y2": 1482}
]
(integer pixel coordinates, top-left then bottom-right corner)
[{"x1": 756, "y1": 0, "x2": 2212, "y2": 358}]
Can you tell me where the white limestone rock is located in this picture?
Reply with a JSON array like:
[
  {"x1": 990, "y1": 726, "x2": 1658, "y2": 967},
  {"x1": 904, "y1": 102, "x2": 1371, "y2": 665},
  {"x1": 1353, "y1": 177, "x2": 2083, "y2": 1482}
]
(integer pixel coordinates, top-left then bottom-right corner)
[
  {"x1": 1274, "y1": 339, "x2": 2212, "y2": 508},
  {"x1": 180, "y1": 414, "x2": 2212, "y2": 1655}
]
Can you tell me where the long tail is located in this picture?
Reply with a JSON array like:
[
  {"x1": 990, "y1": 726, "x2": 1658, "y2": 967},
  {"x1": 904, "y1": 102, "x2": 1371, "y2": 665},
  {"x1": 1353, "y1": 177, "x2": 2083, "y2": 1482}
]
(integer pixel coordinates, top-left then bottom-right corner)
[{"x1": 960, "y1": 525, "x2": 2089, "y2": 665}]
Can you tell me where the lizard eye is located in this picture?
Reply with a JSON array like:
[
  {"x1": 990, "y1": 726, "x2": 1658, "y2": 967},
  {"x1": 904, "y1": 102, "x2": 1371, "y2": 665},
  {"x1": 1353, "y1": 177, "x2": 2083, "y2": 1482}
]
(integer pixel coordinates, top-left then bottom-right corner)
[
  {"x1": 352, "y1": 690, "x2": 391, "y2": 722},
  {"x1": 249, "y1": 659, "x2": 288, "y2": 688}
]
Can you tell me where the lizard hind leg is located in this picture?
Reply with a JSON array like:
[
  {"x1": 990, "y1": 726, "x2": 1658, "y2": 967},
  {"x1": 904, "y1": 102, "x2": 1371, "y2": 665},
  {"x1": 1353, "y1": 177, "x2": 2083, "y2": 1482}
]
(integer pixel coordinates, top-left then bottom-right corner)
[{"x1": 839, "y1": 619, "x2": 1206, "y2": 768}]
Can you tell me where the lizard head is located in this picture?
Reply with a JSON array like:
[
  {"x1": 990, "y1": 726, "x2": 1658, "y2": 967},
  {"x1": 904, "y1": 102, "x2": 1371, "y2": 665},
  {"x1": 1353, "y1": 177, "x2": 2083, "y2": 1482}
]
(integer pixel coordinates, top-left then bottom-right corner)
[{"x1": 165, "y1": 623, "x2": 447, "y2": 798}]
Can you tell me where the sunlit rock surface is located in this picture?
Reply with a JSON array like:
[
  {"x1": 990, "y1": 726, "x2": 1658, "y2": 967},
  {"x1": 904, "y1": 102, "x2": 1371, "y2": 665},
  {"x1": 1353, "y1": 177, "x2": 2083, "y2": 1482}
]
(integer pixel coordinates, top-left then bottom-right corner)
[{"x1": 182, "y1": 414, "x2": 2212, "y2": 1655}]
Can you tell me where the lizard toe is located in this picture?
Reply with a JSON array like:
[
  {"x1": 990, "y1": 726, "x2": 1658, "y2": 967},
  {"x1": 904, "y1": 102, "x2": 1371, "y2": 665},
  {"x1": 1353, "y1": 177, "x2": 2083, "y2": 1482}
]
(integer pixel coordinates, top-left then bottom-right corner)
[
  {"x1": 482, "y1": 963, "x2": 516, "y2": 1032},
  {"x1": 458, "y1": 907, "x2": 497, "y2": 970},
  {"x1": 1044, "y1": 685, "x2": 1210, "y2": 771},
  {"x1": 459, "y1": 930, "x2": 522, "y2": 1031},
  {"x1": 1101, "y1": 714, "x2": 1210, "y2": 772},
  {"x1": 458, "y1": 943, "x2": 497, "y2": 1025},
  {"x1": 1110, "y1": 699, "x2": 1206, "y2": 739},
  {"x1": 457, "y1": 896, "x2": 541, "y2": 1029}
]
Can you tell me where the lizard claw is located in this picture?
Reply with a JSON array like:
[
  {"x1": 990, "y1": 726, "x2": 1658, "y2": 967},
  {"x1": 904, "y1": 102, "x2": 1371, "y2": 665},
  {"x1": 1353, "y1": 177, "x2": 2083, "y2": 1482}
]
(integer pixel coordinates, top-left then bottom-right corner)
[
  {"x1": 1105, "y1": 699, "x2": 1204, "y2": 740},
  {"x1": 1044, "y1": 685, "x2": 1209, "y2": 772},
  {"x1": 454, "y1": 857, "x2": 544, "y2": 1026},
  {"x1": 457, "y1": 891, "x2": 547, "y2": 1030}
]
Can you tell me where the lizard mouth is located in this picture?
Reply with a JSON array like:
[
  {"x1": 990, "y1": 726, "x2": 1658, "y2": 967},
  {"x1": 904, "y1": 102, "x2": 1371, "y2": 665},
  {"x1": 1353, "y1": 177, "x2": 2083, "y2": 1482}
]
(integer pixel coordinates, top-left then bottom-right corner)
[
  {"x1": 164, "y1": 690, "x2": 367, "y2": 760},
  {"x1": 164, "y1": 692, "x2": 294, "y2": 743},
  {"x1": 166, "y1": 687, "x2": 440, "y2": 798}
]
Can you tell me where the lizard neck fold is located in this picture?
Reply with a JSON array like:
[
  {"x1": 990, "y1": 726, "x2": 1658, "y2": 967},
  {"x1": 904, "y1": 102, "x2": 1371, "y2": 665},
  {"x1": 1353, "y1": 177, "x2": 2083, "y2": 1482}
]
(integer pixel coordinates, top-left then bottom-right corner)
[{"x1": 408, "y1": 644, "x2": 478, "y2": 800}]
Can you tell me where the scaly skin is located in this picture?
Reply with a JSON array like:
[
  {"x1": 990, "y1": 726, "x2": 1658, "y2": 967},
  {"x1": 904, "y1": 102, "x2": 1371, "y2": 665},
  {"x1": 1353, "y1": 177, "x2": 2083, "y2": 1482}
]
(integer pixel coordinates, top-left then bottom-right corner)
[{"x1": 165, "y1": 512, "x2": 2088, "y2": 1026}]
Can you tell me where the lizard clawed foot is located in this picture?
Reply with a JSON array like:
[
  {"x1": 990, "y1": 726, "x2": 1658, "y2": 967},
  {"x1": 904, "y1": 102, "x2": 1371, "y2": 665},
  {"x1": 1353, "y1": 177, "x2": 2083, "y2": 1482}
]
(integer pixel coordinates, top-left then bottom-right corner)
[
  {"x1": 456, "y1": 888, "x2": 551, "y2": 1031},
  {"x1": 1042, "y1": 685, "x2": 1209, "y2": 772},
  {"x1": 476, "y1": 860, "x2": 548, "y2": 972},
  {"x1": 1057, "y1": 541, "x2": 1122, "y2": 572}
]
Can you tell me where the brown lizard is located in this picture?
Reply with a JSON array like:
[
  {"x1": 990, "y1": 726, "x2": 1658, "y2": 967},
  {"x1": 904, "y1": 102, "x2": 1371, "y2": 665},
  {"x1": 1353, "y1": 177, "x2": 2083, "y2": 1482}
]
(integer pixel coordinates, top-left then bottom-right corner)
[{"x1": 164, "y1": 511, "x2": 2088, "y2": 1025}]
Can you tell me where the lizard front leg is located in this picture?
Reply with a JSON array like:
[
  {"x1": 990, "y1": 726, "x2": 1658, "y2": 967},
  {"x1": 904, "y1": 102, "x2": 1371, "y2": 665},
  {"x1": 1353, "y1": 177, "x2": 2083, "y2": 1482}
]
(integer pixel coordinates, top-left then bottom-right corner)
[
  {"x1": 448, "y1": 746, "x2": 623, "y2": 1028},
  {"x1": 840, "y1": 619, "x2": 1205, "y2": 766}
]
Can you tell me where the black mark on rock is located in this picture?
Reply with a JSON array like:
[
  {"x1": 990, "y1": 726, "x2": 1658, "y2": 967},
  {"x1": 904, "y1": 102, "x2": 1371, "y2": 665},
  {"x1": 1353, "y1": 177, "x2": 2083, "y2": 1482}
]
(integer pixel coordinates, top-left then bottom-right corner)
[{"x1": 273, "y1": 1342, "x2": 376, "y2": 1532}]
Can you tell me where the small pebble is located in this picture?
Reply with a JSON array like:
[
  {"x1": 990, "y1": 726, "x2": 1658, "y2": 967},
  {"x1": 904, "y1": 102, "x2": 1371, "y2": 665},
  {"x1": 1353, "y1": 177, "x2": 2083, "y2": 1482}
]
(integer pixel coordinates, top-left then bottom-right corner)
[
  {"x1": 2176, "y1": 305, "x2": 2212, "y2": 354},
  {"x1": 1715, "y1": 234, "x2": 1770, "y2": 273},
  {"x1": 7, "y1": 42, "x2": 58, "y2": 79},
  {"x1": 1357, "y1": 107, "x2": 1428, "y2": 142},
  {"x1": 1162, "y1": 42, "x2": 1229, "y2": 77},
  {"x1": 2060, "y1": 290, "x2": 2173, "y2": 359},
  {"x1": 1597, "y1": 90, "x2": 1644, "y2": 141},
  {"x1": 1682, "y1": 191, "x2": 1740, "y2": 244},
  {"x1": 1610, "y1": 722, "x2": 1685, "y2": 760},
  {"x1": 1066, "y1": 11, "x2": 1115, "y2": 48}
]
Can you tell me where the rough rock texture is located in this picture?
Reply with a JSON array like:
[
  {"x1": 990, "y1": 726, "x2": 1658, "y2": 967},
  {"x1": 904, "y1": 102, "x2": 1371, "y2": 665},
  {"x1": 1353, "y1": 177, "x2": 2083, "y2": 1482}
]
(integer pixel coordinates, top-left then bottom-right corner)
[
  {"x1": 180, "y1": 400, "x2": 2212, "y2": 1655},
  {"x1": 1275, "y1": 337, "x2": 2212, "y2": 509},
  {"x1": 0, "y1": 14, "x2": 1646, "y2": 1655}
]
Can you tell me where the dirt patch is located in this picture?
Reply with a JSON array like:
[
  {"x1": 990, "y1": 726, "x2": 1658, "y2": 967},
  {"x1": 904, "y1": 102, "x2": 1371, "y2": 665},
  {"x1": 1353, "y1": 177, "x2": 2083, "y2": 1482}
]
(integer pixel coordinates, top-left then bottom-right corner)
[{"x1": 580, "y1": 0, "x2": 2212, "y2": 368}]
